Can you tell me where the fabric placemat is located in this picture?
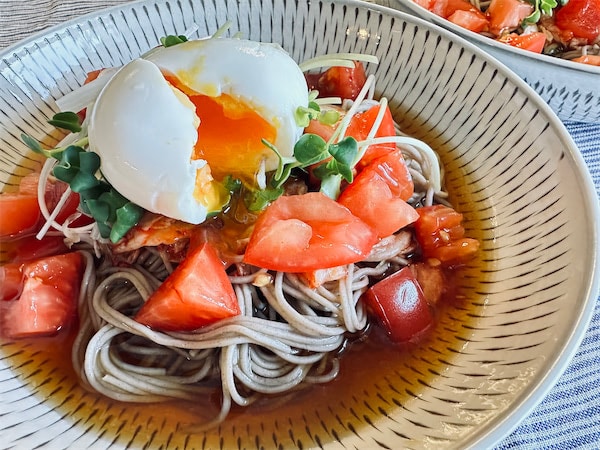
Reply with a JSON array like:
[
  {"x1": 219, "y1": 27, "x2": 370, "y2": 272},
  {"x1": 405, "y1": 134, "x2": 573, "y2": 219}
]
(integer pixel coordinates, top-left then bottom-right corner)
[{"x1": 0, "y1": 1, "x2": 598, "y2": 448}]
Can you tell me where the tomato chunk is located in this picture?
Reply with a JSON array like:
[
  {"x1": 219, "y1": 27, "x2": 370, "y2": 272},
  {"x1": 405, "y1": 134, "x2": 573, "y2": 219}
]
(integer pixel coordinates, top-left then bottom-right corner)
[
  {"x1": 413, "y1": 204, "x2": 479, "y2": 266},
  {"x1": 448, "y1": 10, "x2": 489, "y2": 32},
  {"x1": 363, "y1": 266, "x2": 433, "y2": 342},
  {"x1": 0, "y1": 194, "x2": 40, "y2": 237},
  {"x1": 244, "y1": 192, "x2": 378, "y2": 272},
  {"x1": 555, "y1": 0, "x2": 600, "y2": 42},
  {"x1": 345, "y1": 104, "x2": 398, "y2": 169},
  {"x1": 497, "y1": 32, "x2": 547, "y2": 53},
  {"x1": 134, "y1": 243, "x2": 240, "y2": 332},
  {"x1": 0, "y1": 252, "x2": 84, "y2": 338},
  {"x1": 0, "y1": 263, "x2": 23, "y2": 302},
  {"x1": 486, "y1": 0, "x2": 533, "y2": 36},
  {"x1": 310, "y1": 62, "x2": 368, "y2": 101},
  {"x1": 339, "y1": 151, "x2": 417, "y2": 238},
  {"x1": 571, "y1": 54, "x2": 600, "y2": 66},
  {"x1": 1, "y1": 234, "x2": 69, "y2": 264}
]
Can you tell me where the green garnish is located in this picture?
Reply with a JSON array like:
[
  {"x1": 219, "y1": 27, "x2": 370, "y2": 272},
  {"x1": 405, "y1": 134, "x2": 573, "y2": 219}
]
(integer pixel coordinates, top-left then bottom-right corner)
[
  {"x1": 523, "y1": 0, "x2": 564, "y2": 25},
  {"x1": 246, "y1": 133, "x2": 358, "y2": 210},
  {"x1": 47, "y1": 111, "x2": 82, "y2": 133},
  {"x1": 21, "y1": 125, "x2": 144, "y2": 243},
  {"x1": 160, "y1": 35, "x2": 189, "y2": 47},
  {"x1": 294, "y1": 91, "x2": 340, "y2": 127}
]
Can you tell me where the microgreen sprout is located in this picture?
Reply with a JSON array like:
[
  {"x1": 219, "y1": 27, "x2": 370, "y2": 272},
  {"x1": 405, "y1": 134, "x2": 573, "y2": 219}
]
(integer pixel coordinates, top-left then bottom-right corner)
[
  {"x1": 294, "y1": 91, "x2": 340, "y2": 127},
  {"x1": 160, "y1": 34, "x2": 189, "y2": 47},
  {"x1": 21, "y1": 112, "x2": 144, "y2": 243},
  {"x1": 47, "y1": 111, "x2": 82, "y2": 133},
  {"x1": 523, "y1": 0, "x2": 564, "y2": 24}
]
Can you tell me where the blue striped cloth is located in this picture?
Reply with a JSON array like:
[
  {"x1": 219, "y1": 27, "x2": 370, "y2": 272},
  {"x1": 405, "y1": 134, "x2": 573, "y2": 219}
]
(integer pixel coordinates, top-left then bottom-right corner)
[{"x1": 497, "y1": 121, "x2": 600, "y2": 449}]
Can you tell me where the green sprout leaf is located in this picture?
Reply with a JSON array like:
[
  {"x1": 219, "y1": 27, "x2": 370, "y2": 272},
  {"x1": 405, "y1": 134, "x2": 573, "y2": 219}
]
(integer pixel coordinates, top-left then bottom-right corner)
[
  {"x1": 245, "y1": 186, "x2": 284, "y2": 212},
  {"x1": 110, "y1": 202, "x2": 144, "y2": 243},
  {"x1": 160, "y1": 35, "x2": 188, "y2": 47},
  {"x1": 293, "y1": 134, "x2": 330, "y2": 166},
  {"x1": 523, "y1": 0, "x2": 558, "y2": 25},
  {"x1": 48, "y1": 111, "x2": 82, "y2": 133},
  {"x1": 294, "y1": 90, "x2": 340, "y2": 127}
]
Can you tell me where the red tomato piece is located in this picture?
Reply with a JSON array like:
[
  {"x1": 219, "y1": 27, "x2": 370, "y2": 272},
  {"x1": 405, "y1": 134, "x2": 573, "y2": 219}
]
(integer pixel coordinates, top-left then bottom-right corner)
[
  {"x1": 244, "y1": 192, "x2": 378, "y2": 272},
  {"x1": 314, "y1": 62, "x2": 368, "y2": 101},
  {"x1": 414, "y1": 0, "x2": 435, "y2": 8},
  {"x1": 359, "y1": 150, "x2": 414, "y2": 201},
  {"x1": 339, "y1": 151, "x2": 417, "y2": 239},
  {"x1": 134, "y1": 243, "x2": 240, "y2": 332},
  {"x1": 1, "y1": 234, "x2": 69, "y2": 264},
  {"x1": 20, "y1": 172, "x2": 86, "y2": 225},
  {"x1": 497, "y1": 32, "x2": 547, "y2": 53},
  {"x1": 431, "y1": 0, "x2": 484, "y2": 18},
  {"x1": 345, "y1": 104, "x2": 398, "y2": 170},
  {"x1": 448, "y1": 10, "x2": 490, "y2": 32},
  {"x1": 0, "y1": 263, "x2": 23, "y2": 302},
  {"x1": 409, "y1": 262, "x2": 446, "y2": 306},
  {"x1": 413, "y1": 204, "x2": 479, "y2": 266},
  {"x1": 555, "y1": 0, "x2": 600, "y2": 42},
  {"x1": 339, "y1": 173, "x2": 418, "y2": 239},
  {"x1": 0, "y1": 194, "x2": 40, "y2": 237},
  {"x1": 486, "y1": 0, "x2": 533, "y2": 36},
  {"x1": 0, "y1": 252, "x2": 84, "y2": 338},
  {"x1": 363, "y1": 266, "x2": 433, "y2": 342},
  {"x1": 571, "y1": 54, "x2": 600, "y2": 66}
]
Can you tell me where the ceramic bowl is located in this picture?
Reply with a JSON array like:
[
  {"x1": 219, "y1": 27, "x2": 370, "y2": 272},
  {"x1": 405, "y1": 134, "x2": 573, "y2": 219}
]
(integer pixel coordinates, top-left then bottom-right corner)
[
  {"x1": 389, "y1": 0, "x2": 600, "y2": 123},
  {"x1": 0, "y1": 0, "x2": 598, "y2": 448}
]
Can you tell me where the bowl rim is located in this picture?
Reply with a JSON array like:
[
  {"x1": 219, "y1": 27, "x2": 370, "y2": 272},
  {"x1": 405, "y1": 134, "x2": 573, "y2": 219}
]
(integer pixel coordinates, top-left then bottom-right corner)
[
  {"x1": 390, "y1": 0, "x2": 600, "y2": 76},
  {"x1": 1, "y1": 0, "x2": 599, "y2": 448}
]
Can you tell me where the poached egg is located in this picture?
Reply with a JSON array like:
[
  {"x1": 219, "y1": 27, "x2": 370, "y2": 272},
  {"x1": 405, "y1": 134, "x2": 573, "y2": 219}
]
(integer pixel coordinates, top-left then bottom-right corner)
[{"x1": 88, "y1": 37, "x2": 309, "y2": 224}]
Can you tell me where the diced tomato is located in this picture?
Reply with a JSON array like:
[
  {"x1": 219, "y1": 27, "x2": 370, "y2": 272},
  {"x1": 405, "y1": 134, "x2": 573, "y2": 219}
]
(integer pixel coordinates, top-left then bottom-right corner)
[
  {"x1": 84, "y1": 69, "x2": 103, "y2": 84},
  {"x1": 431, "y1": 0, "x2": 485, "y2": 18},
  {"x1": 244, "y1": 192, "x2": 378, "y2": 272},
  {"x1": 134, "y1": 243, "x2": 240, "y2": 332},
  {"x1": 311, "y1": 62, "x2": 368, "y2": 101},
  {"x1": 0, "y1": 252, "x2": 84, "y2": 338},
  {"x1": 571, "y1": 54, "x2": 600, "y2": 66},
  {"x1": 0, "y1": 194, "x2": 40, "y2": 237},
  {"x1": 497, "y1": 32, "x2": 547, "y2": 53},
  {"x1": 363, "y1": 266, "x2": 433, "y2": 343},
  {"x1": 486, "y1": 0, "x2": 533, "y2": 36},
  {"x1": 338, "y1": 150, "x2": 417, "y2": 238},
  {"x1": 1, "y1": 234, "x2": 69, "y2": 264},
  {"x1": 414, "y1": 0, "x2": 435, "y2": 8},
  {"x1": 345, "y1": 104, "x2": 398, "y2": 170},
  {"x1": 413, "y1": 204, "x2": 479, "y2": 266},
  {"x1": 20, "y1": 172, "x2": 86, "y2": 225},
  {"x1": 0, "y1": 263, "x2": 23, "y2": 301},
  {"x1": 358, "y1": 150, "x2": 414, "y2": 200},
  {"x1": 409, "y1": 262, "x2": 446, "y2": 306},
  {"x1": 555, "y1": 0, "x2": 600, "y2": 42},
  {"x1": 448, "y1": 10, "x2": 489, "y2": 32}
]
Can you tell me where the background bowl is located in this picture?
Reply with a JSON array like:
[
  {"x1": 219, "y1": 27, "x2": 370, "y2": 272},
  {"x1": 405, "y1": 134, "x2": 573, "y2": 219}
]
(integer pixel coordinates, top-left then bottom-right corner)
[
  {"x1": 0, "y1": 0, "x2": 598, "y2": 448},
  {"x1": 388, "y1": 0, "x2": 600, "y2": 123}
]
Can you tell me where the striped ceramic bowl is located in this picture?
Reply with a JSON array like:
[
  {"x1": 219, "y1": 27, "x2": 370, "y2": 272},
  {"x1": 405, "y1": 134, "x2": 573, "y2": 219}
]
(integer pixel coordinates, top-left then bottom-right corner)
[{"x1": 0, "y1": 0, "x2": 598, "y2": 448}]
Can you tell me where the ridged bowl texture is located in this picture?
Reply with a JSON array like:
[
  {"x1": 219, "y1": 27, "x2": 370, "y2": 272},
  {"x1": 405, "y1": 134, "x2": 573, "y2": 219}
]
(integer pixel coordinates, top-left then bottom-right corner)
[{"x1": 0, "y1": 0, "x2": 598, "y2": 448}]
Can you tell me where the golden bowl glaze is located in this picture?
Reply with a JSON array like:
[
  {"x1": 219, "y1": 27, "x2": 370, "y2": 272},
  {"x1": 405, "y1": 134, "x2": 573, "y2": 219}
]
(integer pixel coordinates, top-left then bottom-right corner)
[{"x1": 0, "y1": 0, "x2": 598, "y2": 448}]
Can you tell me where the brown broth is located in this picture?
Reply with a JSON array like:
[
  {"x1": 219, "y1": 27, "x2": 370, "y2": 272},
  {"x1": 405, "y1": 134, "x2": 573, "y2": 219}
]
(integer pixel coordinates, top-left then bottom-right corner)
[
  {"x1": 1, "y1": 145, "x2": 487, "y2": 447},
  {"x1": 1, "y1": 274, "x2": 479, "y2": 449}
]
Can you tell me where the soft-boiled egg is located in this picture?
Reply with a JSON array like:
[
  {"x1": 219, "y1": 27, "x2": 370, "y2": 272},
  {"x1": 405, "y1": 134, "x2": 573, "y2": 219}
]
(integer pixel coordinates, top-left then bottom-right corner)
[{"x1": 88, "y1": 37, "x2": 309, "y2": 225}]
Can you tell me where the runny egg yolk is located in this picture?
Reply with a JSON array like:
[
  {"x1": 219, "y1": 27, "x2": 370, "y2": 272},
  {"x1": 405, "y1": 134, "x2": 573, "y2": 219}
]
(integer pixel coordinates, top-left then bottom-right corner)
[{"x1": 165, "y1": 74, "x2": 277, "y2": 185}]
